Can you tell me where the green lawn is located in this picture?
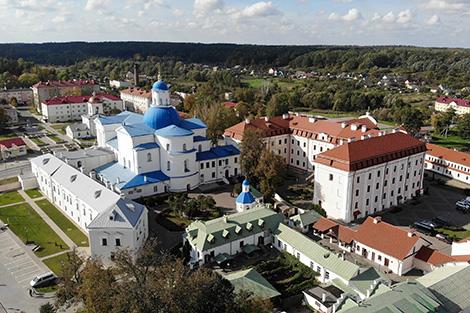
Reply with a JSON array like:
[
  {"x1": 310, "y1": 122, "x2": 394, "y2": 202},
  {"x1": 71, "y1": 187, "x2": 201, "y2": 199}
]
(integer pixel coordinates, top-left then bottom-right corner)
[
  {"x1": 242, "y1": 77, "x2": 301, "y2": 90},
  {"x1": 30, "y1": 137, "x2": 46, "y2": 146},
  {"x1": 47, "y1": 135, "x2": 63, "y2": 143},
  {"x1": 431, "y1": 131, "x2": 470, "y2": 152},
  {"x1": 35, "y1": 199, "x2": 88, "y2": 246},
  {"x1": 0, "y1": 191, "x2": 25, "y2": 206},
  {"x1": 436, "y1": 227, "x2": 470, "y2": 241},
  {"x1": 51, "y1": 124, "x2": 69, "y2": 135},
  {"x1": 0, "y1": 203, "x2": 69, "y2": 257},
  {"x1": 25, "y1": 189, "x2": 43, "y2": 199},
  {"x1": 0, "y1": 176, "x2": 19, "y2": 186},
  {"x1": 43, "y1": 252, "x2": 71, "y2": 277}
]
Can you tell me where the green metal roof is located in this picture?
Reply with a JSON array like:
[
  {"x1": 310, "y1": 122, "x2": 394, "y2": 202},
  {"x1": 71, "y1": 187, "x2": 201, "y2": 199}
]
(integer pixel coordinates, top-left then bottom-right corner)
[
  {"x1": 275, "y1": 223, "x2": 360, "y2": 281},
  {"x1": 349, "y1": 267, "x2": 391, "y2": 296},
  {"x1": 224, "y1": 268, "x2": 280, "y2": 299},
  {"x1": 337, "y1": 282, "x2": 446, "y2": 313},
  {"x1": 289, "y1": 210, "x2": 322, "y2": 228},
  {"x1": 185, "y1": 204, "x2": 283, "y2": 251}
]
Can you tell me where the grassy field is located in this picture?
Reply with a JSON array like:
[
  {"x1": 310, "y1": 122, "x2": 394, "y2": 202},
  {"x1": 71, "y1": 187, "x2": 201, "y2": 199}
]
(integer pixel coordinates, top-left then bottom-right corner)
[
  {"x1": 47, "y1": 135, "x2": 63, "y2": 143},
  {"x1": 431, "y1": 131, "x2": 470, "y2": 152},
  {"x1": 51, "y1": 124, "x2": 69, "y2": 135},
  {"x1": 29, "y1": 137, "x2": 46, "y2": 147},
  {"x1": 35, "y1": 199, "x2": 88, "y2": 246},
  {"x1": 242, "y1": 77, "x2": 301, "y2": 90},
  {"x1": 0, "y1": 176, "x2": 19, "y2": 186},
  {"x1": 436, "y1": 227, "x2": 470, "y2": 241},
  {"x1": 0, "y1": 191, "x2": 25, "y2": 206},
  {"x1": 25, "y1": 189, "x2": 43, "y2": 199},
  {"x1": 0, "y1": 203, "x2": 68, "y2": 257},
  {"x1": 43, "y1": 252, "x2": 71, "y2": 277}
]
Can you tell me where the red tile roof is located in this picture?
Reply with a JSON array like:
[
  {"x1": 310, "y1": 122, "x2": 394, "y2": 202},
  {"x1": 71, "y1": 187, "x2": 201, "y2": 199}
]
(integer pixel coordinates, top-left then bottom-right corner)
[
  {"x1": 43, "y1": 94, "x2": 120, "y2": 106},
  {"x1": 33, "y1": 80, "x2": 97, "y2": 89},
  {"x1": 121, "y1": 87, "x2": 152, "y2": 99},
  {"x1": 426, "y1": 143, "x2": 470, "y2": 168},
  {"x1": 334, "y1": 225, "x2": 357, "y2": 244},
  {"x1": 415, "y1": 246, "x2": 454, "y2": 266},
  {"x1": 314, "y1": 132, "x2": 426, "y2": 172},
  {"x1": 0, "y1": 137, "x2": 26, "y2": 148},
  {"x1": 313, "y1": 217, "x2": 339, "y2": 233},
  {"x1": 436, "y1": 96, "x2": 470, "y2": 108},
  {"x1": 224, "y1": 114, "x2": 379, "y2": 143},
  {"x1": 354, "y1": 217, "x2": 423, "y2": 260}
]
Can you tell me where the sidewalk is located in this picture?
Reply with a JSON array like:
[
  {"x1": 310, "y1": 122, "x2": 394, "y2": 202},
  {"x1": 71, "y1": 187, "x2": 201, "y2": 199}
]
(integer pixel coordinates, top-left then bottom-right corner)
[{"x1": 18, "y1": 190, "x2": 76, "y2": 249}]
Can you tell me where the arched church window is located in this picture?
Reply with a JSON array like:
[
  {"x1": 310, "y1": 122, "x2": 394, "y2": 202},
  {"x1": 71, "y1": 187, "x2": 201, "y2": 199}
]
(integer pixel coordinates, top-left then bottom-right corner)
[
  {"x1": 183, "y1": 144, "x2": 187, "y2": 151},
  {"x1": 184, "y1": 160, "x2": 189, "y2": 172},
  {"x1": 198, "y1": 144, "x2": 202, "y2": 152},
  {"x1": 166, "y1": 144, "x2": 170, "y2": 151},
  {"x1": 167, "y1": 161, "x2": 171, "y2": 171},
  {"x1": 77, "y1": 161, "x2": 82, "y2": 168},
  {"x1": 147, "y1": 153, "x2": 152, "y2": 162}
]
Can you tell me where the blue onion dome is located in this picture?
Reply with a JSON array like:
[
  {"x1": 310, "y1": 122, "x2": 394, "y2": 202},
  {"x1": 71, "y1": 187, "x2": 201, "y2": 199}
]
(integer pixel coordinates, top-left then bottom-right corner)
[
  {"x1": 243, "y1": 179, "x2": 250, "y2": 186},
  {"x1": 143, "y1": 106, "x2": 180, "y2": 130},
  {"x1": 152, "y1": 80, "x2": 169, "y2": 91}
]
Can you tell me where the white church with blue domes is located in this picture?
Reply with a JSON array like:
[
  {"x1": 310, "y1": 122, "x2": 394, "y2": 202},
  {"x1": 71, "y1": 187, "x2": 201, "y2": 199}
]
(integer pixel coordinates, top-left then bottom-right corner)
[{"x1": 94, "y1": 78, "x2": 240, "y2": 199}]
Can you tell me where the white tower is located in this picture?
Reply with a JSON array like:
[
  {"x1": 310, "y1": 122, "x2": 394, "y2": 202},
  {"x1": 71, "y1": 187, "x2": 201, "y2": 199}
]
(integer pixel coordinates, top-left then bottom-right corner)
[
  {"x1": 235, "y1": 179, "x2": 256, "y2": 212},
  {"x1": 151, "y1": 74, "x2": 171, "y2": 107}
]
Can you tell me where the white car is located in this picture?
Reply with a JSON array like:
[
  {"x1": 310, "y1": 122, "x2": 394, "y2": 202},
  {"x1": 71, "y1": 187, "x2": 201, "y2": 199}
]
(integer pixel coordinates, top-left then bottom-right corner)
[{"x1": 30, "y1": 272, "x2": 57, "y2": 288}]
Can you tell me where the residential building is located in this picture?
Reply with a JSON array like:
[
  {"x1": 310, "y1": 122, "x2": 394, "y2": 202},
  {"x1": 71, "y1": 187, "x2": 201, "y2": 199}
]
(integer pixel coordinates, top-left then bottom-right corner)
[
  {"x1": 450, "y1": 237, "x2": 470, "y2": 262},
  {"x1": 65, "y1": 123, "x2": 91, "y2": 140},
  {"x1": 109, "y1": 80, "x2": 131, "y2": 89},
  {"x1": 41, "y1": 94, "x2": 123, "y2": 123},
  {"x1": 93, "y1": 78, "x2": 240, "y2": 199},
  {"x1": 223, "y1": 268, "x2": 280, "y2": 300},
  {"x1": 30, "y1": 154, "x2": 148, "y2": 261},
  {"x1": 425, "y1": 143, "x2": 470, "y2": 185},
  {"x1": 120, "y1": 87, "x2": 152, "y2": 113},
  {"x1": 274, "y1": 223, "x2": 360, "y2": 284},
  {"x1": 434, "y1": 96, "x2": 470, "y2": 115},
  {"x1": 288, "y1": 210, "x2": 322, "y2": 233},
  {"x1": 313, "y1": 132, "x2": 426, "y2": 222},
  {"x1": 0, "y1": 88, "x2": 33, "y2": 105},
  {"x1": 414, "y1": 246, "x2": 456, "y2": 273},
  {"x1": 184, "y1": 204, "x2": 283, "y2": 266},
  {"x1": 352, "y1": 217, "x2": 430, "y2": 276},
  {"x1": 224, "y1": 113, "x2": 380, "y2": 172},
  {"x1": 32, "y1": 80, "x2": 100, "y2": 111},
  {"x1": 0, "y1": 137, "x2": 27, "y2": 160}
]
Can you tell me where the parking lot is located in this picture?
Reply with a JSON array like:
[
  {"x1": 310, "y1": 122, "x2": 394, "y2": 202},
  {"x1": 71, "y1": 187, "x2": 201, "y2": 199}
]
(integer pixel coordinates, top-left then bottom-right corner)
[
  {"x1": 0, "y1": 229, "x2": 50, "y2": 312},
  {"x1": 380, "y1": 181, "x2": 469, "y2": 230}
]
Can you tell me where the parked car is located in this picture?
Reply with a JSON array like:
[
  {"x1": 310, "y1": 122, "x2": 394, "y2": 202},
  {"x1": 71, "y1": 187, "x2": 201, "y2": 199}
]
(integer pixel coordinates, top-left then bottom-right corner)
[
  {"x1": 456, "y1": 200, "x2": 470, "y2": 213},
  {"x1": 30, "y1": 272, "x2": 57, "y2": 288},
  {"x1": 435, "y1": 233, "x2": 453, "y2": 244},
  {"x1": 411, "y1": 222, "x2": 436, "y2": 236},
  {"x1": 417, "y1": 220, "x2": 438, "y2": 229}
]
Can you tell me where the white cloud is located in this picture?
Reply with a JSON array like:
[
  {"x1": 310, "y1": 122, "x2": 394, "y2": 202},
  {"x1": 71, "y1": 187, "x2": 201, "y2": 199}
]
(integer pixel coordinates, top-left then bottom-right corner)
[
  {"x1": 85, "y1": 0, "x2": 110, "y2": 11},
  {"x1": 193, "y1": 0, "x2": 225, "y2": 17},
  {"x1": 396, "y1": 9, "x2": 413, "y2": 24},
  {"x1": 423, "y1": 0, "x2": 466, "y2": 12},
  {"x1": 382, "y1": 11, "x2": 395, "y2": 23},
  {"x1": 426, "y1": 14, "x2": 441, "y2": 25},
  {"x1": 329, "y1": 8, "x2": 362, "y2": 22},
  {"x1": 172, "y1": 8, "x2": 184, "y2": 16},
  {"x1": 239, "y1": 1, "x2": 280, "y2": 18}
]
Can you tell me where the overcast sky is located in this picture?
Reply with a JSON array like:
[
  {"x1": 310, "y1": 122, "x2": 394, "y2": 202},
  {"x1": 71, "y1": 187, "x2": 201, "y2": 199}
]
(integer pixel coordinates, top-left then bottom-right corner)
[{"x1": 0, "y1": 0, "x2": 469, "y2": 48}]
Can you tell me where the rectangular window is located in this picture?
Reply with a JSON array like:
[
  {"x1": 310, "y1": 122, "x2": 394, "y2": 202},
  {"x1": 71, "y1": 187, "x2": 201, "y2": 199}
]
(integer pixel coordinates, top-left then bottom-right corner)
[
  {"x1": 102, "y1": 238, "x2": 107, "y2": 246},
  {"x1": 329, "y1": 174, "x2": 333, "y2": 181},
  {"x1": 367, "y1": 185, "x2": 371, "y2": 192},
  {"x1": 115, "y1": 238, "x2": 121, "y2": 246},
  {"x1": 356, "y1": 177, "x2": 360, "y2": 183}
]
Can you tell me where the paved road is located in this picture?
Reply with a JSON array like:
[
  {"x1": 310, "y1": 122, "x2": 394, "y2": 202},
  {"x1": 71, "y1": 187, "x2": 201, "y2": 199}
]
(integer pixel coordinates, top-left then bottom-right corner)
[{"x1": 0, "y1": 229, "x2": 51, "y2": 313}]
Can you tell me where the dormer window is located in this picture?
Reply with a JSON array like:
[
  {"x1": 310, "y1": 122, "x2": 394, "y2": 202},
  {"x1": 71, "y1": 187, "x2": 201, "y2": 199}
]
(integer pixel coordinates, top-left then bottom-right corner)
[{"x1": 70, "y1": 175, "x2": 77, "y2": 182}]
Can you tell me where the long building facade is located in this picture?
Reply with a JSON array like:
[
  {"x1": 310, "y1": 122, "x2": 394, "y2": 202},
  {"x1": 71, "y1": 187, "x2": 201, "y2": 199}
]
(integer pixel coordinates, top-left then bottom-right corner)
[
  {"x1": 31, "y1": 154, "x2": 148, "y2": 260},
  {"x1": 313, "y1": 132, "x2": 426, "y2": 222},
  {"x1": 224, "y1": 113, "x2": 381, "y2": 172},
  {"x1": 425, "y1": 143, "x2": 470, "y2": 185}
]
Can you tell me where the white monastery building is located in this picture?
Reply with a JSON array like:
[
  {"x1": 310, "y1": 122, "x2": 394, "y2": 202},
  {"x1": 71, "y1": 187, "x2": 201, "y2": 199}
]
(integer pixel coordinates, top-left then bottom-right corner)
[
  {"x1": 224, "y1": 113, "x2": 381, "y2": 172},
  {"x1": 94, "y1": 78, "x2": 240, "y2": 199},
  {"x1": 434, "y1": 97, "x2": 470, "y2": 115},
  {"x1": 41, "y1": 94, "x2": 123, "y2": 123},
  {"x1": 30, "y1": 154, "x2": 148, "y2": 261},
  {"x1": 120, "y1": 87, "x2": 152, "y2": 113},
  {"x1": 425, "y1": 143, "x2": 470, "y2": 185},
  {"x1": 313, "y1": 132, "x2": 426, "y2": 222}
]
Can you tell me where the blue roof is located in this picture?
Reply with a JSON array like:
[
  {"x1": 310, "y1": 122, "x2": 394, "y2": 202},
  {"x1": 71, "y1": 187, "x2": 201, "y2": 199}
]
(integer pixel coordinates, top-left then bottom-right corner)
[
  {"x1": 180, "y1": 118, "x2": 206, "y2": 130},
  {"x1": 236, "y1": 191, "x2": 256, "y2": 204},
  {"x1": 243, "y1": 179, "x2": 250, "y2": 186},
  {"x1": 143, "y1": 106, "x2": 180, "y2": 130},
  {"x1": 134, "y1": 142, "x2": 160, "y2": 151},
  {"x1": 196, "y1": 145, "x2": 240, "y2": 161},
  {"x1": 152, "y1": 80, "x2": 169, "y2": 91},
  {"x1": 118, "y1": 123, "x2": 155, "y2": 137},
  {"x1": 194, "y1": 136, "x2": 209, "y2": 142},
  {"x1": 98, "y1": 111, "x2": 143, "y2": 125},
  {"x1": 155, "y1": 125, "x2": 194, "y2": 137},
  {"x1": 95, "y1": 162, "x2": 169, "y2": 189}
]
